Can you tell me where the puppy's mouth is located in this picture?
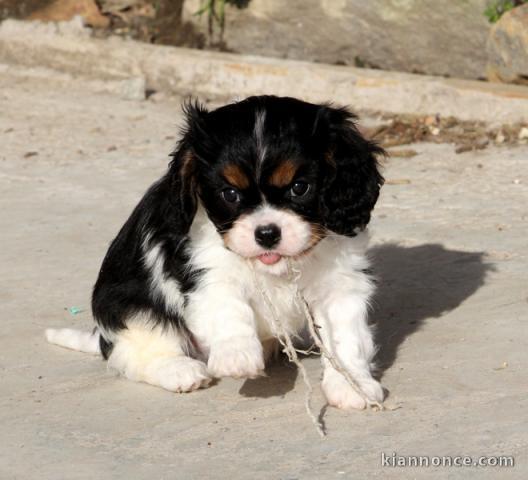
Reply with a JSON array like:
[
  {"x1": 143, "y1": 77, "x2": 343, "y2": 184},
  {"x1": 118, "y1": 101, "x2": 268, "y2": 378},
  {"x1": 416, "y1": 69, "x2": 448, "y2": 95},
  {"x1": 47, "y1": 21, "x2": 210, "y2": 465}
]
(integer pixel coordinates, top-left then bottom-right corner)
[
  {"x1": 255, "y1": 246, "x2": 316, "y2": 265},
  {"x1": 256, "y1": 252, "x2": 282, "y2": 265}
]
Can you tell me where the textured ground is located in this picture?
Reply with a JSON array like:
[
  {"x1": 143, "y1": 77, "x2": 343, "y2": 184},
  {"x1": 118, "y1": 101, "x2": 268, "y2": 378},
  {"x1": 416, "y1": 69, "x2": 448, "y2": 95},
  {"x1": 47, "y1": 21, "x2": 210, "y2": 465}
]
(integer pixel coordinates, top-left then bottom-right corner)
[{"x1": 1, "y1": 65, "x2": 527, "y2": 479}]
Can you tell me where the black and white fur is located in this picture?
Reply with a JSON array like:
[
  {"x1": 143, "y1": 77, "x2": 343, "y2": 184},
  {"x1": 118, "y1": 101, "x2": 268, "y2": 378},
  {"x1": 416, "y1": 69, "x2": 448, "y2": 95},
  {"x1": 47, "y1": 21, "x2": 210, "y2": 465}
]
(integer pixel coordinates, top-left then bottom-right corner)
[{"x1": 47, "y1": 96, "x2": 385, "y2": 409}]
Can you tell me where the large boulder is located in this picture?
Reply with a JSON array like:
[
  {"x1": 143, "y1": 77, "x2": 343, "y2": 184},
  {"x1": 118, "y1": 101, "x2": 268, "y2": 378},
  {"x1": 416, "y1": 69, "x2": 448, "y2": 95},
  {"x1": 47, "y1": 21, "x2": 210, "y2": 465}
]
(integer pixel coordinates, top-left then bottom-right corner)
[
  {"x1": 487, "y1": 4, "x2": 528, "y2": 84},
  {"x1": 184, "y1": 0, "x2": 490, "y2": 79}
]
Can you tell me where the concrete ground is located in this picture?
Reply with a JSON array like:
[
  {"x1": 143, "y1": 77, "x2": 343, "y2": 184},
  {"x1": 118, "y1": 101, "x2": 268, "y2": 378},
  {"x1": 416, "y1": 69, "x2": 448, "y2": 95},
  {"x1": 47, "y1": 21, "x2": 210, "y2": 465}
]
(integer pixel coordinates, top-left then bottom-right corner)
[{"x1": 1, "y1": 65, "x2": 526, "y2": 479}]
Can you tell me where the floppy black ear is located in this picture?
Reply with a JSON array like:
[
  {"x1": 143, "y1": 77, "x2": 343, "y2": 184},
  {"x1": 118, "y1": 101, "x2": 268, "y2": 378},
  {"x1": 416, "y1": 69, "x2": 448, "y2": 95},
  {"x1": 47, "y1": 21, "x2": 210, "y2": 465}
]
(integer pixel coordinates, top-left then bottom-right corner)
[
  {"x1": 316, "y1": 105, "x2": 385, "y2": 236},
  {"x1": 167, "y1": 100, "x2": 209, "y2": 234}
]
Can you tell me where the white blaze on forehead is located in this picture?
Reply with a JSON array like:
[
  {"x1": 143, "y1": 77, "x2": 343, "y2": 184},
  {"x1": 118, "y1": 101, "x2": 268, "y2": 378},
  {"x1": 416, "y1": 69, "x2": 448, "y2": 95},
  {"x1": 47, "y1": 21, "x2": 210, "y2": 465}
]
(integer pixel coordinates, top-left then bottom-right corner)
[
  {"x1": 254, "y1": 109, "x2": 267, "y2": 173},
  {"x1": 225, "y1": 205, "x2": 312, "y2": 259}
]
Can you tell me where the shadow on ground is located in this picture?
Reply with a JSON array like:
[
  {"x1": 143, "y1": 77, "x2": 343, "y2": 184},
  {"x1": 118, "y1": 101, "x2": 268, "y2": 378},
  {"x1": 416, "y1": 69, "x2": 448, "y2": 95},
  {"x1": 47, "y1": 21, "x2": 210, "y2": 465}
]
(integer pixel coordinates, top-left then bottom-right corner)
[
  {"x1": 371, "y1": 243, "x2": 492, "y2": 375},
  {"x1": 239, "y1": 358, "x2": 299, "y2": 399},
  {"x1": 240, "y1": 243, "x2": 492, "y2": 398}
]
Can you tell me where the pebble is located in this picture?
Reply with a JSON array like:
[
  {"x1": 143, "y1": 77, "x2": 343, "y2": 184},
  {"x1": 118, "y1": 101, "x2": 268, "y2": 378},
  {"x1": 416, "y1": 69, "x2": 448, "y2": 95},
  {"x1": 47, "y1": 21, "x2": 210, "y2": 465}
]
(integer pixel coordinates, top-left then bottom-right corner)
[
  {"x1": 518, "y1": 127, "x2": 528, "y2": 140},
  {"x1": 118, "y1": 77, "x2": 147, "y2": 101}
]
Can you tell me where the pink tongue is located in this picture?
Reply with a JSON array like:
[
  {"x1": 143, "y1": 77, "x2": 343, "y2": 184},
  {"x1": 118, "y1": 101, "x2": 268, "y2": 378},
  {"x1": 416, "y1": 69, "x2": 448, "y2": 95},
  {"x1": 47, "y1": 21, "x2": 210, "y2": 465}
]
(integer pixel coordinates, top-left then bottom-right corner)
[{"x1": 258, "y1": 253, "x2": 282, "y2": 265}]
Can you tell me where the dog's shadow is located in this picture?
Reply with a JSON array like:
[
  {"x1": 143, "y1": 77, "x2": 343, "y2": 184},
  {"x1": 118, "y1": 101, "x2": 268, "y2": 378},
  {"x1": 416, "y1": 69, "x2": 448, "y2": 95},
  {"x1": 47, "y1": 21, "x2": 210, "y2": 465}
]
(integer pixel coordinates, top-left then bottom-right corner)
[
  {"x1": 239, "y1": 358, "x2": 299, "y2": 398},
  {"x1": 240, "y1": 243, "x2": 492, "y2": 398}
]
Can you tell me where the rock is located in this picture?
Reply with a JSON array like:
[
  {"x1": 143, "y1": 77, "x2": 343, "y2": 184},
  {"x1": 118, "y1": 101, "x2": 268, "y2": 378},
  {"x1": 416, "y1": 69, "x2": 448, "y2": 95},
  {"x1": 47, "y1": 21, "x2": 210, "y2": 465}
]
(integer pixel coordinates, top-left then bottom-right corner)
[
  {"x1": 29, "y1": 0, "x2": 110, "y2": 28},
  {"x1": 519, "y1": 127, "x2": 528, "y2": 140},
  {"x1": 487, "y1": 4, "x2": 528, "y2": 84},
  {"x1": 184, "y1": 0, "x2": 490, "y2": 79},
  {"x1": 116, "y1": 76, "x2": 146, "y2": 101}
]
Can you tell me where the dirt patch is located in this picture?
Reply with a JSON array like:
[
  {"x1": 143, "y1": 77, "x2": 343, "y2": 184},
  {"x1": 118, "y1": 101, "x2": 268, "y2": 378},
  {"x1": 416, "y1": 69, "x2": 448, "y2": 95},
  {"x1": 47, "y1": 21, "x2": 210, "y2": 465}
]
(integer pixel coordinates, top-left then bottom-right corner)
[
  {"x1": 95, "y1": 0, "x2": 203, "y2": 47},
  {"x1": 361, "y1": 113, "x2": 528, "y2": 155},
  {"x1": 0, "y1": 0, "x2": 54, "y2": 20},
  {"x1": 0, "y1": 0, "x2": 204, "y2": 47}
]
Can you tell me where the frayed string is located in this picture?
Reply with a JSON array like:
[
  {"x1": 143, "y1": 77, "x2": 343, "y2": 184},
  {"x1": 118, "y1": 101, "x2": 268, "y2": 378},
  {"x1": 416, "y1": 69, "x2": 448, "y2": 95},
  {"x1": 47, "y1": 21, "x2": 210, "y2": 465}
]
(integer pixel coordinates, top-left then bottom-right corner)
[
  {"x1": 249, "y1": 258, "x2": 386, "y2": 437},
  {"x1": 249, "y1": 260, "x2": 325, "y2": 437},
  {"x1": 287, "y1": 260, "x2": 384, "y2": 411}
]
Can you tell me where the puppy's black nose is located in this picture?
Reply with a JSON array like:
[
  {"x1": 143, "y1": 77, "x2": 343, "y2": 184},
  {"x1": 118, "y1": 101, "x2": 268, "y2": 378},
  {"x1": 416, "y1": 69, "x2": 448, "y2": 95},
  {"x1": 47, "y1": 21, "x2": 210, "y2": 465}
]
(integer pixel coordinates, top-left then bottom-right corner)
[{"x1": 254, "y1": 224, "x2": 281, "y2": 249}]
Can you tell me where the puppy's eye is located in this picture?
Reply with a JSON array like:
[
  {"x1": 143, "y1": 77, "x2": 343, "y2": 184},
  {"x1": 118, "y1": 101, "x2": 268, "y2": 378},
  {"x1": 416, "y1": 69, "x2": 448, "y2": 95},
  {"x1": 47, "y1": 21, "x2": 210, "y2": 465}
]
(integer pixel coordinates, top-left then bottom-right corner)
[
  {"x1": 290, "y1": 181, "x2": 310, "y2": 197},
  {"x1": 222, "y1": 188, "x2": 241, "y2": 204}
]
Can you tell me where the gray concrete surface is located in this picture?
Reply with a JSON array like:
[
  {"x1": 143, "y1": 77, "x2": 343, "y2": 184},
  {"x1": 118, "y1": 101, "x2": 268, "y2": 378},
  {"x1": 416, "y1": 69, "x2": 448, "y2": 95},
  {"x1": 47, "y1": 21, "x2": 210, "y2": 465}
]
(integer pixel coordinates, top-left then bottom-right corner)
[
  {"x1": 2, "y1": 19, "x2": 528, "y2": 124},
  {"x1": 1, "y1": 66, "x2": 527, "y2": 479}
]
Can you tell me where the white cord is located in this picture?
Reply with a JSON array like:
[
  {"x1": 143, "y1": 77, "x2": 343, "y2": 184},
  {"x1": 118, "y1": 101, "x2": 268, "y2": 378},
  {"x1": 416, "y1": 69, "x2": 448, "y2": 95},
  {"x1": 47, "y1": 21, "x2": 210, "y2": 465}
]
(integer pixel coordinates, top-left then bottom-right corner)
[
  {"x1": 249, "y1": 260, "x2": 325, "y2": 436},
  {"x1": 249, "y1": 258, "x2": 388, "y2": 436}
]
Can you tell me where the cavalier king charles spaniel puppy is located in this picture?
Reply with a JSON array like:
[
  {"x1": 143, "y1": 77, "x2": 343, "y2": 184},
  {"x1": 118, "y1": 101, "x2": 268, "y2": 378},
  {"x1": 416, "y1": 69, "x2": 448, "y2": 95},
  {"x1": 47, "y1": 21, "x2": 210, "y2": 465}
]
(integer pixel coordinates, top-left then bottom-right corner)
[{"x1": 46, "y1": 95, "x2": 385, "y2": 410}]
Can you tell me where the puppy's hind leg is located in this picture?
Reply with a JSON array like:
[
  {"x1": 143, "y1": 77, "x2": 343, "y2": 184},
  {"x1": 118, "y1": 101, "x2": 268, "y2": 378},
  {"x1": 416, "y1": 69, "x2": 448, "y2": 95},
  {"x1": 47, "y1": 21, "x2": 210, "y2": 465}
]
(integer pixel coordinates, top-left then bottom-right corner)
[{"x1": 107, "y1": 319, "x2": 211, "y2": 393}]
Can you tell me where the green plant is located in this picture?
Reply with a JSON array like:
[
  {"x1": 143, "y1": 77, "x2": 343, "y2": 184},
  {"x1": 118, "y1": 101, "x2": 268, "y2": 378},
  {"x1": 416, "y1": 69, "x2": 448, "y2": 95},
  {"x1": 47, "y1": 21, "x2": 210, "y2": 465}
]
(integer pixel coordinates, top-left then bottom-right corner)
[
  {"x1": 484, "y1": 0, "x2": 528, "y2": 22},
  {"x1": 194, "y1": 0, "x2": 250, "y2": 43}
]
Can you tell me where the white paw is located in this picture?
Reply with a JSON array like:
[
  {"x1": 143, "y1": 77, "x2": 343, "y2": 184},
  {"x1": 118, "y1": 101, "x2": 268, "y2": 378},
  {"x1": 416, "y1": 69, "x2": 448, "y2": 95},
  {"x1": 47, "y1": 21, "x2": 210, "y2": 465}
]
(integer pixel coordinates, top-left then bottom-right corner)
[
  {"x1": 322, "y1": 369, "x2": 384, "y2": 410},
  {"x1": 207, "y1": 336, "x2": 265, "y2": 379},
  {"x1": 144, "y1": 356, "x2": 211, "y2": 393}
]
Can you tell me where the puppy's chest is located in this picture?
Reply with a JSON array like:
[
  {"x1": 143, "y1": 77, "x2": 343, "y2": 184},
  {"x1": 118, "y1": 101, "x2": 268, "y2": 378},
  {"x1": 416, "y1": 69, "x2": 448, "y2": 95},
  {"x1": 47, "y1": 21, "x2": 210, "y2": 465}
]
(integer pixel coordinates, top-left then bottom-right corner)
[{"x1": 248, "y1": 274, "x2": 306, "y2": 340}]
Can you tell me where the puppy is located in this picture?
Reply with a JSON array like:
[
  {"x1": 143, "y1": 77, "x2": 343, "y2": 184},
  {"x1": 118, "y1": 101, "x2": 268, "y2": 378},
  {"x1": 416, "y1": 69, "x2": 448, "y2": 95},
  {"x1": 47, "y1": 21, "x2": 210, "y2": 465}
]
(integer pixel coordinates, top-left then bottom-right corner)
[{"x1": 47, "y1": 95, "x2": 385, "y2": 410}]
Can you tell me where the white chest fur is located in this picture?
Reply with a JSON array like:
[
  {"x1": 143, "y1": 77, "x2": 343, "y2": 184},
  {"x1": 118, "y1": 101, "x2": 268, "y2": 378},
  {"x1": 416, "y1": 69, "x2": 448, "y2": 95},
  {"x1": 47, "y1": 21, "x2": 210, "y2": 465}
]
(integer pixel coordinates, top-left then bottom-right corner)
[{"x1": 185, "y1": 208, "x2": 372, "y2": 348}]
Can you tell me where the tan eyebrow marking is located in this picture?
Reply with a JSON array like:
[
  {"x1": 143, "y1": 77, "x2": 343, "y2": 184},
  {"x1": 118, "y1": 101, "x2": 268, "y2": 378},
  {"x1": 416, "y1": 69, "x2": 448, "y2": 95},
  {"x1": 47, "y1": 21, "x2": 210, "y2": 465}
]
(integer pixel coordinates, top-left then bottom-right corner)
[
  {"x1": 268, "y1": 159, "x2": 298, "y2": 188},
  {"x1": 223, "y1": 164, "x2": 250, "y2": 190}
]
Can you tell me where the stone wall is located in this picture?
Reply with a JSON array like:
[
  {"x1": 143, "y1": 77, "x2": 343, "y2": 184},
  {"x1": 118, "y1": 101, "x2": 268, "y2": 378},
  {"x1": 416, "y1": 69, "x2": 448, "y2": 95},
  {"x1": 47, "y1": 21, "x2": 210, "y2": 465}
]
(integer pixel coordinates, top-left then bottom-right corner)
[{"x1": 184, "y1": 0, "x2": 491, "y2": 80}]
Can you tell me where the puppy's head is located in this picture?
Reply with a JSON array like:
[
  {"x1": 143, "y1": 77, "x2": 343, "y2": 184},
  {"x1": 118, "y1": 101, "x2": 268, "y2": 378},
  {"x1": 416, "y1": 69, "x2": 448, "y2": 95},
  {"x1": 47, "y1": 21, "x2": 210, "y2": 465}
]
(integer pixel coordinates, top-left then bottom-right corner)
[{"x1": 170, "y1": 96, "x2": 384, "y2": 275}]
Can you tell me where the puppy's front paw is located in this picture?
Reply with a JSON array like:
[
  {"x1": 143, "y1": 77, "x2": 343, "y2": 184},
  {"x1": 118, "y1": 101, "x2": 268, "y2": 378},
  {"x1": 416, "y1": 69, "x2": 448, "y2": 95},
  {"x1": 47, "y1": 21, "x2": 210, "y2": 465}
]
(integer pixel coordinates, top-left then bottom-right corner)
[
  {"x1": 207, "y1": 336, "x2": 265, "y2": 379},
  {"x1": 144, "y1": 356, "x2": 211, "y2": 393},
  {"x1": 322, "y1": 369, "x2": 384, "y2": 410}
]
